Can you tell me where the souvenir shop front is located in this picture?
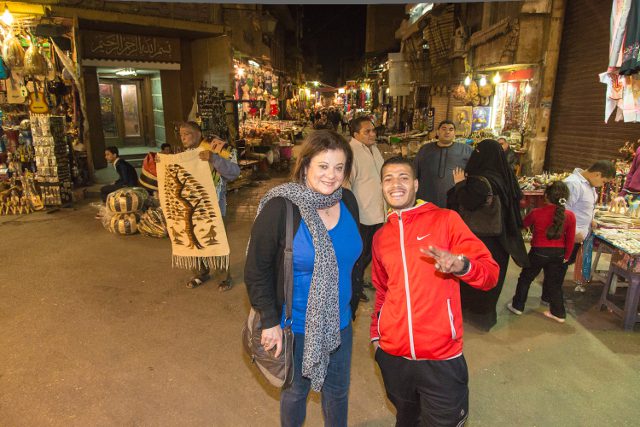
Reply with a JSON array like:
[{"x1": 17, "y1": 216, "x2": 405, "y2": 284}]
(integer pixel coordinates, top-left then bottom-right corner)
[
  {"x1": 0, "y1": 4, "x2": 84, "y2": 215},
  {"x1": 450, "y1": 67, "x2": 535, "y2": 151},
  {"x1": 233, "y1": 57, "x2": 280, "y2": 122}
]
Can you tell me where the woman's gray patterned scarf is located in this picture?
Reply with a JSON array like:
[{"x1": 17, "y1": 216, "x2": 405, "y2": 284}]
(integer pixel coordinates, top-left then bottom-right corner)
[{"x1": 257, "y1": 182, "x2": 342, "y2": 391}]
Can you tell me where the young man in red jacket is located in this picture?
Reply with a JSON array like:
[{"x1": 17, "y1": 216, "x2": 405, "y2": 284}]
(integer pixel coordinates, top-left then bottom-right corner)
[{"x1": 371, "y1": 157, "x2": 499, "y2": 426}]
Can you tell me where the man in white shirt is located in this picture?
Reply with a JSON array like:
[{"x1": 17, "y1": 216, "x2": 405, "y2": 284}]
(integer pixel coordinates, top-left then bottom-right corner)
[
  {"x1": 558, "y1": 160, "x2": 615, "y2": 291},
  {"x1": 348, "y1": 116, "x2": 386, "y2": 302}
]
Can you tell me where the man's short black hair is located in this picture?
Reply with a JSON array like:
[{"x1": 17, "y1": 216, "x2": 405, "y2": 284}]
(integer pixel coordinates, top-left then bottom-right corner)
[
  {"x1": 588, "y1": 160, "x2": 616, "y2": 178},
  {"x1": 350, "y1": 116, "x2": 375, "y2": 137},
  {"x1": 160, "y1": 143, "x2": 171, "y2": 151},
  {"x1": 105, "y1": 146, "x2": 119, "y2": 156},
  {"x1": 381, "y1": 156, "x2": 416, "y2": 179},
  {"x1": 437, "y1": 120, "x2": 456, "y2": 129}
]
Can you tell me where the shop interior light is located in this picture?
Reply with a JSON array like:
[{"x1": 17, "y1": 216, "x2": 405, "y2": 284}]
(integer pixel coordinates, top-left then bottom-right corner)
[
  {"x1": 248, "y1": 60, "x2": 260, "y2": 68},
  {"x1": 338, "y1": 88, "x2": 345, "y2": 94},
  {"x1": 237, "y1": 68, "x2": 244, "y2": 77},
  {"x1": 305, "y1": 88, "x2": 311, "y2": 97},
  {"x1": 479, "y1": 76, "x2": 487, "y2": 87},
  {"x1": 464, "y1": 75, "x2": 471, "y2": 86},
  {"x1": 115, "y1": 68, "x2": 137, "y2": 77},
  {"x1": 386, "y1": 88, "x2": 390, "y2": 94},
  {"x1": 313, "y1": 81, "x2": 319, "y2": 87},
  {"x1": 525, "y1": 82, "x2": 532, "y2": 94},
  {"x1": 1, "y1": 4, "x2": 13, "y2": 26},
  {"x1": 492, "y1": 72, "x2": 501, "y2": 84}
]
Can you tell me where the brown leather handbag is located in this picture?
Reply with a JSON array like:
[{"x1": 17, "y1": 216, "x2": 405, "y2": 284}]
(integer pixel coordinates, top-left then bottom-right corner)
[
  {"x1": 458, "y1": 176, "x2": 503, "y2": 237},
  {"x1": 242, "y1": 199, "x2": 294, "y2": 389}
]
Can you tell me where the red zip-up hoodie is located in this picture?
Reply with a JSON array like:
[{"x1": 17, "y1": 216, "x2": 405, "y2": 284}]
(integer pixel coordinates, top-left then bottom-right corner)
[{"x1": 370, "y1": 202, "x2": 499, "y2": 360}]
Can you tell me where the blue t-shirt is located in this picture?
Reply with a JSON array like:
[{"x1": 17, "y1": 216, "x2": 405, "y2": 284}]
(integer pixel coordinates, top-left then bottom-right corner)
[{"x1": 281, "y1": 201, "x2": 362, "y2": 334}]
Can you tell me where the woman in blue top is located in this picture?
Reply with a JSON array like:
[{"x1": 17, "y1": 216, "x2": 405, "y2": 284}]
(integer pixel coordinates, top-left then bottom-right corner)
[{"x1": 245, "y1": 130, "x2": 363, "y2": 427}]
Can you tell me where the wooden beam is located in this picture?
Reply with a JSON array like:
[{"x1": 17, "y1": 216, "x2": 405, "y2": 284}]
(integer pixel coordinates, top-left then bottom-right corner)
[{"x1": 48, "y1": 5, "x2": 227, "y2": 37}]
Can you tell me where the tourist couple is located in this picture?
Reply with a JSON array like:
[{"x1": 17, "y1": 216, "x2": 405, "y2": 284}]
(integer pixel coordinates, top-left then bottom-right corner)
[{"x1": 244, "y1": 125, "x2": 499, "y2": 427}]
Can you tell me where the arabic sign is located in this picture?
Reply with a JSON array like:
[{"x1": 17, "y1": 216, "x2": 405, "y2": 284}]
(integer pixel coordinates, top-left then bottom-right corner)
[{"x1": 82, "y1": 30, "x2": 180, "y2": 63}]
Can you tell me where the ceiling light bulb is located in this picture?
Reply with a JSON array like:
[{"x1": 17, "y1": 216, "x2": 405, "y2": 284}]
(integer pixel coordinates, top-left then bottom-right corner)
[
  {"x1": 479, "y1": 76, "x2": 487, "y2": 87},
  {"x1": 492, "y1": 73, "x2": 501, "y2": 84},
  {"x1": 237, "y1": 68, "x2": 244, "y2": 77},
  {"x1": 1, "y1": 5, "x2": 13, "y2": 26},
  {"x1": 525, "y1": 82, "x2": 532, "y2": 94},
  {"x1": 464, "y1": 75, "x2": 471, "y2": 86}
]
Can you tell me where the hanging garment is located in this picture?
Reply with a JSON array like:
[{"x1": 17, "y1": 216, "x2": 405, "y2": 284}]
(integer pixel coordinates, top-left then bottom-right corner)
[
  {"x1": 610, "y1": 0, "x2": 633, "y2": 70},
  {"x1": 599, "y1": 71, "x2": 625, "y2": 122},
  {"x1": 157, "y1": 149, "x2": 230, "y2": 270},
  {"x1": 622, "y1": 75, "x2": 640, "y2": 122},
  {"x1": 620, "y1": 0, "x2": 640, "y2": 75}
]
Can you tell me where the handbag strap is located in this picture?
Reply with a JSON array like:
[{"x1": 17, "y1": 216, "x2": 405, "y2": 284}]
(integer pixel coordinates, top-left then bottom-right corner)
[{"x1": 283, "y1": 199, "x2": 294, "y2": 322}]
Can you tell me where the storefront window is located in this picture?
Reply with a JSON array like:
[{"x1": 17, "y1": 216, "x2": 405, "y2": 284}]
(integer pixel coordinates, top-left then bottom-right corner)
[{"x1": 491, "y1": 81, "x2": 530, "y2": 135}]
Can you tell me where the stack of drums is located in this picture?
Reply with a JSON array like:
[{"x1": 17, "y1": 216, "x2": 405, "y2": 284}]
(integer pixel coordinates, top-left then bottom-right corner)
[{"x1": 106, "y1": 188, "x2": 145, "y2": 235}]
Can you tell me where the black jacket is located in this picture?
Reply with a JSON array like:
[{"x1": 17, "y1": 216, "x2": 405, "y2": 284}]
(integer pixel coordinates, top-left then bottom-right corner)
[
  {"x1": 244, "y1": 189, "x2": 361, "y2": 329},
  {"x1": 447, "y1": 175, "x2": 529, "y2": 268},
  {"x1": 115, "y1": 158, "x2": 138, "y2": 187}
]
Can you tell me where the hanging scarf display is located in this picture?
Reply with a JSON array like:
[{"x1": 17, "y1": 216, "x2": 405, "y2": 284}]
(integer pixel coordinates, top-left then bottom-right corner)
[
  {"x1": 157, "y1": 149, "x2": 230, "y2": 270},
  {"x1": 256, "y1": 183, "x2": 343, "y2": 392}
]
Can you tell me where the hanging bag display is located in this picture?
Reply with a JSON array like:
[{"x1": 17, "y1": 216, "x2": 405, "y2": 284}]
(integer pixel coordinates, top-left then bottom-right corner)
[
  {"x1": 2, "y1": 32, "x2": 24, "y2": 68},
  {"x1": 242, "y1": 199, "x2": 294, "y2": 389},
  {"x1": 457, "y1": 175, "x2": 503, "y2": 237},
  {"x1": 23, "y1": 41, "x2": 48, "y2": 76}
]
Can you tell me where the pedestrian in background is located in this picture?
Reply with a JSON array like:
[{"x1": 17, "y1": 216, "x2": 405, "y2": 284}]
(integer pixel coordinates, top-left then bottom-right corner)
[
  {"x1": 414, "y1": 120, "x2": 472, "y2": 208},
  {"x1": 447, "y1": 139, "x2": 529, "y2": 331},
  {"x1": 100, "y1": 146, "x2": 138, "y2": 202},
  {"x1": 244, "y1": 130, "x2": 362, "y2": 427},
  {"x1": 507, "y1": 181, "x2": 576, "y2": 323},
  {"x1": 559, "y1": 160, "x2": 616, "y2": 292},
  {"x1": 347, "y1": 116, "x2": 385, "y2": 303},
  {"x1": 177, "y1": 121, "x2": 240, "y2": 291}
]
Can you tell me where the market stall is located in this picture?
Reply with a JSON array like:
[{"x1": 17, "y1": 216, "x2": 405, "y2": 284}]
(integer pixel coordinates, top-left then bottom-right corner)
[
  {"x1": 592, "y1": 224, "x2": 640, "y2": 330},
  {"x1": 0, "y1": 5, "x2": 83, "y2": 215}
]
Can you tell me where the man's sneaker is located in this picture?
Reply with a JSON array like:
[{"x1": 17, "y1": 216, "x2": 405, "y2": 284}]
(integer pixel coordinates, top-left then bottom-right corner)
[
  {"x1": 543, "y1": 310, "x2": 566, "y2": 323},
  {"x1": 506, "y1": 302, "x2": 522, "y2": 315}
]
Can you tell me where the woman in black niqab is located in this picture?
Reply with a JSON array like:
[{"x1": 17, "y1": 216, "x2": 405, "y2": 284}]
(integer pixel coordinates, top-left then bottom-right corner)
[{"x1": 447, "y1": 139, "x2": 529, "y2": 331}]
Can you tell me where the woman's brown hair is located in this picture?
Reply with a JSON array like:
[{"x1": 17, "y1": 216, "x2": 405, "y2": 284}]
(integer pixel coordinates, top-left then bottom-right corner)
[{"x1": 291, "y1": 129, "x2": 353, "y2": 184}]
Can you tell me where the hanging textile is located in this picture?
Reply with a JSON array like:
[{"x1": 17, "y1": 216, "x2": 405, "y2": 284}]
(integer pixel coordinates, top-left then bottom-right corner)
[
  {"x1": 599, "y1": 71, "x2": 625, "y2": 122},
  {"x1": 610, "y1": 0, "x2": 633, "y2": 70},
  {"x1": 620, "y1": 0, "x2": 640, "y2": 75},
  {"x1": 157, "y1": 149, "x2": 230, "y2": 270}
]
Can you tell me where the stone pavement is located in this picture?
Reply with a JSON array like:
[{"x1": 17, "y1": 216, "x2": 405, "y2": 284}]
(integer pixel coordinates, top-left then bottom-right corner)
[{"x1": 0, "y1": 176, "x2": 639, "y2": 426}]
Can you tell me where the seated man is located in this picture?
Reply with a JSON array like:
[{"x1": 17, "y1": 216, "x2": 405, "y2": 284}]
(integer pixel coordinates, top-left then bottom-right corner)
[{"x1": 100, "y1": 146, "x2": 138, "y2": 202}]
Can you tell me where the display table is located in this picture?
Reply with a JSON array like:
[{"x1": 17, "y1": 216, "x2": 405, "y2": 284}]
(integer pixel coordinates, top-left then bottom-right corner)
[{"x1": 593, "y1": 232, "x2": 640, "y2": 330}]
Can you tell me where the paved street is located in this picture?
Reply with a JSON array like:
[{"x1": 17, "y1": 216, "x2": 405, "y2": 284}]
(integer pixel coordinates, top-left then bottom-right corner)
[{"x1": 1, "y1": 177, "x2": 639, "y2": 426}]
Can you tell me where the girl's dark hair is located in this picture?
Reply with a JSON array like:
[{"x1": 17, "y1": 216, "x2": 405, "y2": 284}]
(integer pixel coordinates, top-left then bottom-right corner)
[
  {"x1": 545, "y1": 181, "x2": 570, "y2": 240},
  {"x1": 291, "y1": 129, "x2": 353, "y2": 184}
]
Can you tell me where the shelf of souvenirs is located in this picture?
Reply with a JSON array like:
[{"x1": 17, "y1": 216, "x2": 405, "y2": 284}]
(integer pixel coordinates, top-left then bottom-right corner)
[
  {"x1": 593, "y1": 225, "x2": 640, "y2": 255},
  {"x1": 240, "y1": 118, "x2": 301, "y2": 146}
]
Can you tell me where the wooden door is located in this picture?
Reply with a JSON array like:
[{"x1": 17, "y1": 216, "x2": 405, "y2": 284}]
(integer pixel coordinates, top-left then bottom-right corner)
[{"x1": 99, "y1": 79, "x2": 146, "y2": 146}]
